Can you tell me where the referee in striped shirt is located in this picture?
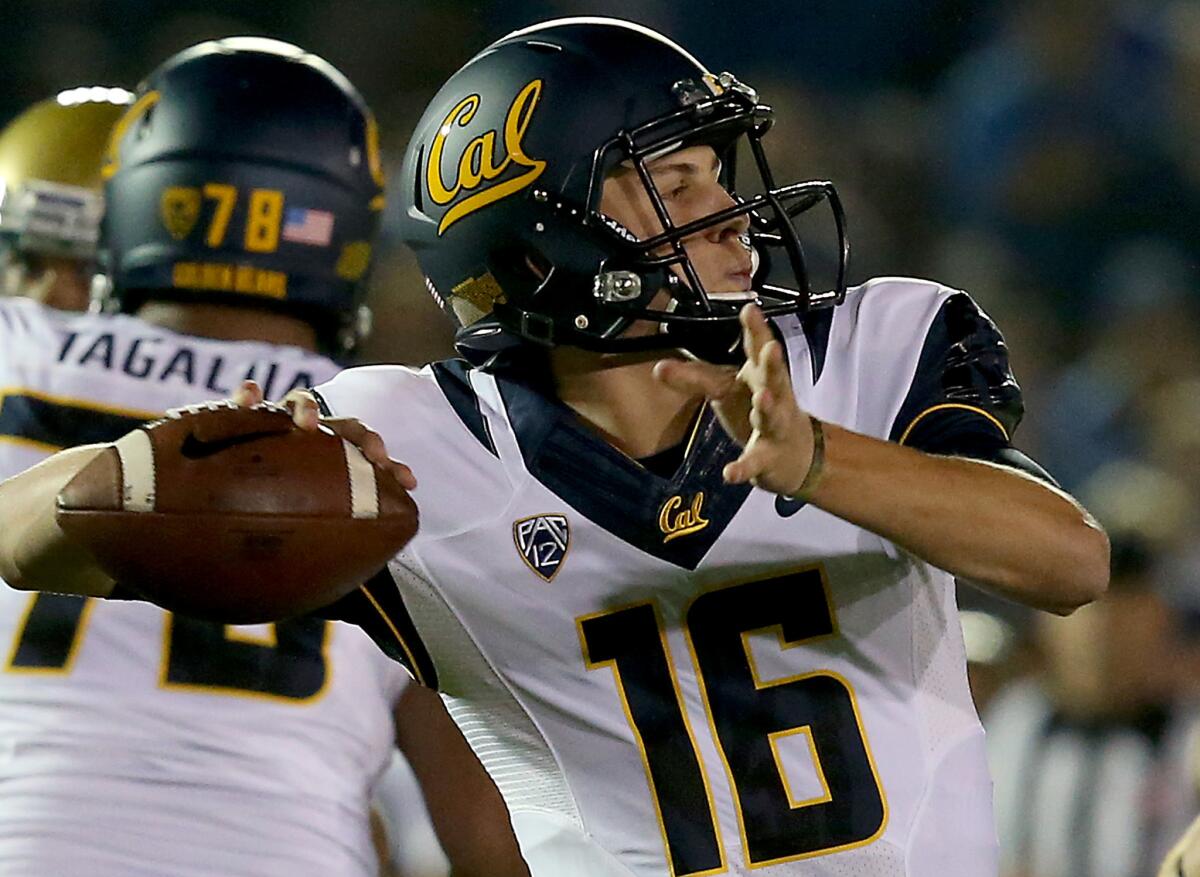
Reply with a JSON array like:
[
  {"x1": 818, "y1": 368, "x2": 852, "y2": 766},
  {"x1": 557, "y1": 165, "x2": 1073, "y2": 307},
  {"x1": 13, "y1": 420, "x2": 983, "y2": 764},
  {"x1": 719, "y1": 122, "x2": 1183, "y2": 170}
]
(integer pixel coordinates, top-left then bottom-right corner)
[{"x1": 986, "y1": 538, "x2": 1200, "y2": 877}]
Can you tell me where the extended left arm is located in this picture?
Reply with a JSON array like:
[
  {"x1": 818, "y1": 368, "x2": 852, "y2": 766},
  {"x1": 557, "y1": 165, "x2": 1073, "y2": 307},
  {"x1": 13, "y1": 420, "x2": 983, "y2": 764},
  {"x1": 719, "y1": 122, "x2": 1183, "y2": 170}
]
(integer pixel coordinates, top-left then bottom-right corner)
[
  {"x1": 656, "y1": 303, "x2": 1109, "y2": 616},
  {"x1": 803, "y1": 422, "x2": 1108, "y2": 614},
  {"x1": 0, "y1": 443, "x2": 115, "y2": 597}
]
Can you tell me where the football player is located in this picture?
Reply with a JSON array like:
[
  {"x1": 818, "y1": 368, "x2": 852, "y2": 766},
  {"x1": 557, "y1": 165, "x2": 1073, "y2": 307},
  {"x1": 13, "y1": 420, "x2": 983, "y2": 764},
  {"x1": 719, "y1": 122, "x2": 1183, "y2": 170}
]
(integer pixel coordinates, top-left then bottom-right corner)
[
  {"x1": 0, "y1": 18, "x2": 1109, "y2": 877},
  {"x1": 0, "y1": 39, "x2": 522, "y2": 877},
  {"x1": 0, "y1": 87, "x2": 131, "y2": 310}
]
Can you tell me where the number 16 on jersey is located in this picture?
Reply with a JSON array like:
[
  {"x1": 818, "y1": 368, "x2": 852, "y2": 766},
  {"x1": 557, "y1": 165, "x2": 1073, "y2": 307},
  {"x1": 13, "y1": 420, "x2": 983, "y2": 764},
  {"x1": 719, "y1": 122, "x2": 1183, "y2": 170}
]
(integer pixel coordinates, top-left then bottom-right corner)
[{"x1": 578, "y1": 567, "x2": 887, "y2": 875}]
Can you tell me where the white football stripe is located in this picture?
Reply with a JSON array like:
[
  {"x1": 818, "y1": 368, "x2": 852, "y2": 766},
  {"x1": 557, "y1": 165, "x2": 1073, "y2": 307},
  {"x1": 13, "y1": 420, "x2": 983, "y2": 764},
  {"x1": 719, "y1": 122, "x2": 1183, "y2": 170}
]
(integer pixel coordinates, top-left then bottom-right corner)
[
  {"x1": 113, "y1": 430, "x2": 156, "y2": 513},
  {"x1": 342, "y1": 439, "x2": 378, "y2": 519}
]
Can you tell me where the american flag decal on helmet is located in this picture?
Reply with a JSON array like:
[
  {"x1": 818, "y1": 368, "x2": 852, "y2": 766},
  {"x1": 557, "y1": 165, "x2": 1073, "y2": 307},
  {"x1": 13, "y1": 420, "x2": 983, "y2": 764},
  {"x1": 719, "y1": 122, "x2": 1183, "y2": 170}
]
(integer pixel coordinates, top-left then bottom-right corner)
[{"x1": 513, "y1": 514, "x2": 570, "y2": 582}]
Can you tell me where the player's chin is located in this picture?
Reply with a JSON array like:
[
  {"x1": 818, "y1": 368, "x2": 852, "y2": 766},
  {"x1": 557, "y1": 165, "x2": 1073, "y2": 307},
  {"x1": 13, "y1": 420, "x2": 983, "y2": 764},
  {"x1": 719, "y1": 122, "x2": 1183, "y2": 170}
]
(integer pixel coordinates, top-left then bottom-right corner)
[
  {"x1": 683, "y1": 253, "x2": 752, "y2": 295},
  {"x1": 720, "y1": 272, "x2": 754, "y2": 294}
]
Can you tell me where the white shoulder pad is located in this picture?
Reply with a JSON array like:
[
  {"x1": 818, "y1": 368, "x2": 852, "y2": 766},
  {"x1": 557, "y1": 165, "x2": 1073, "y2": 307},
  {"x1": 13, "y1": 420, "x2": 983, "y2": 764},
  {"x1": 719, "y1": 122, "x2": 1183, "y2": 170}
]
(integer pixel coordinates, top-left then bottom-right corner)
[
  {"x1": 774, "y1": 277, "x2": 961, "y2": 439},
  {"x1": 315, "y1": 364, "x2": 447, "y2": 458},
  {"x1": 315, "y1": 363, "x2": 514, "y2": 540},
  {"x1": 840, "y1": 277, "x2": 964, "y2": 439}
]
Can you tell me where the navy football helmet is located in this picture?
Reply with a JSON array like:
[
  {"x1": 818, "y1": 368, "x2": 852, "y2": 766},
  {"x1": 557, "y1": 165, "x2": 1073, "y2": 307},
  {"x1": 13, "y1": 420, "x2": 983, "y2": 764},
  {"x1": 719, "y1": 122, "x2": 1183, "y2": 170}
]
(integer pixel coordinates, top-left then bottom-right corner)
[
  {"x1": 397, "y1": 17, "x2": 848, "y2": 365},
  {"x1": 97, "y1": 37, "x2": 385, "y2": 355}
]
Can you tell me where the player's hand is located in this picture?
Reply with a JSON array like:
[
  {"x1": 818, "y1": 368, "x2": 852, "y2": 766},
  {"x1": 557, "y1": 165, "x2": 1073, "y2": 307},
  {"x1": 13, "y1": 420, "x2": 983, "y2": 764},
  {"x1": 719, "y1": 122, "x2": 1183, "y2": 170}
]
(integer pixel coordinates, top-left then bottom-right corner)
[
  {"x1": 653, "y1": 303, "x2": 816, "y2": 497},
  {"x1": 232, "y1": 381, "x2": 417, "y2": 491},
  {"x1": 1160, "y1": 813, "x2": 1200, "y2": 877}
]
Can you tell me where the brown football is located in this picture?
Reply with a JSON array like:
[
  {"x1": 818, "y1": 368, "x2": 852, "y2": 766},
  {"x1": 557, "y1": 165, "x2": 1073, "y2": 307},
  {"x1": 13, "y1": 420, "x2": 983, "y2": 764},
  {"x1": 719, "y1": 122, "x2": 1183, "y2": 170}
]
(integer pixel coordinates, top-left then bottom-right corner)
[{"x1": 55, "y1": 401, "x2": 418, "y2": 623}]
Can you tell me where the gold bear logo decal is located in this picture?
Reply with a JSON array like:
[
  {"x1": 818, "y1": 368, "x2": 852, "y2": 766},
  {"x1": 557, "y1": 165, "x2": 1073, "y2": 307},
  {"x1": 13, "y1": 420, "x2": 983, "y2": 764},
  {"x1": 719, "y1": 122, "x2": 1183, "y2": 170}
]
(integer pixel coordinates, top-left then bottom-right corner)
[{"x1": 160, "y1": 186, "x2": 201, "y2": 241}]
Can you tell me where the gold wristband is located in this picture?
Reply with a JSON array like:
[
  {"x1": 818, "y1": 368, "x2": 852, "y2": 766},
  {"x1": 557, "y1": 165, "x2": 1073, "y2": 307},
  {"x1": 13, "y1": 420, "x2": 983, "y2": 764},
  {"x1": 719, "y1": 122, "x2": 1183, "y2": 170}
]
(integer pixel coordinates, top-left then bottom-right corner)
[{"x1": 790, "y1": 416, "x2": 825, "y2": 500}]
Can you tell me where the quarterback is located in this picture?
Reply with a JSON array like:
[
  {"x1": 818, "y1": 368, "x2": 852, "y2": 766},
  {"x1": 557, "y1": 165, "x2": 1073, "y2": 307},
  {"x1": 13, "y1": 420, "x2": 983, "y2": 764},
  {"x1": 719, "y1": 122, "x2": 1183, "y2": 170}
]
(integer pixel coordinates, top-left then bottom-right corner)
[
  {"x1": 0, "y1": 18, "x2": 1108, "y2": 877},
  {"x1": 0, "y1": 40, "x2": 521, "y2": 877}
]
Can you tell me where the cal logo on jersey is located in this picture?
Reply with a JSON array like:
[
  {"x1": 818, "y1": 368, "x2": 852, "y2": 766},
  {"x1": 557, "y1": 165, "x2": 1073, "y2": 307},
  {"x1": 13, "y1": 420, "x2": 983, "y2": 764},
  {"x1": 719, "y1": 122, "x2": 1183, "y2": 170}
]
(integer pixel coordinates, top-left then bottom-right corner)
[
  {"x1": 513, "y1": 513, "x2": 569, "y2": 582},
  {"x1": 426, "y1": 79, "x2": 546, "y2": 236},
  {"x1": 659, "y1": 492, "x2": 709, "y2": 543}
]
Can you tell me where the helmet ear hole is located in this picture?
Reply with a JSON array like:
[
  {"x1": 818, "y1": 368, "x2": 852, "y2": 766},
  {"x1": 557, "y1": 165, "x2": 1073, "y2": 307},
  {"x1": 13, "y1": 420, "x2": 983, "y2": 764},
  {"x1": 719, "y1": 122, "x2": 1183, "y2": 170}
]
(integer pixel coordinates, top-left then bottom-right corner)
[{"x1": 521, "y1": 247, "x2": 553, "y2": 283}]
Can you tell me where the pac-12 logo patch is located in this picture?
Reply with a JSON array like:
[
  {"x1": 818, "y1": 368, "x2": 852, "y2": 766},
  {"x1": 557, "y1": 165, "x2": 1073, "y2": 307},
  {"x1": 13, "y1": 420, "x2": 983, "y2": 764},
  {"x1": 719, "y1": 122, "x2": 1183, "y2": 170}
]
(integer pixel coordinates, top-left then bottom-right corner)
[{"x1": 513, "y1": 513, "x2": 570, "y2": 582}]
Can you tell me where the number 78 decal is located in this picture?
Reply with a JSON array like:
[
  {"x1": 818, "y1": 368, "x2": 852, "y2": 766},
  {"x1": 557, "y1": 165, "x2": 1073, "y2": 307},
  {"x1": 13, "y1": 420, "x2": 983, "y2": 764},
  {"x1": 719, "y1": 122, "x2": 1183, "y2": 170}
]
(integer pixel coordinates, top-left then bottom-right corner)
[{"x1": 577, "y1": 567, "x2": 887, "y2": 876}]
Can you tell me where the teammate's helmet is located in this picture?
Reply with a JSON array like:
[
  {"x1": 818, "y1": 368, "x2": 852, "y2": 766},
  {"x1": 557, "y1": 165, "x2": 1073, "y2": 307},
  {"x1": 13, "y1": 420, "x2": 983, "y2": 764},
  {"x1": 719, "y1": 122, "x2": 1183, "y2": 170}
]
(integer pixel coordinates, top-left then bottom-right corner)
[
  {"x1": 397, "y1": 17, "x2": 848, "y2": 365},
  {"x1": 0, "y1": 88, "x2": 132, "y2": 261},
  {"x1": 98, "y1": 37, "x2": 385, "y2": 355}
]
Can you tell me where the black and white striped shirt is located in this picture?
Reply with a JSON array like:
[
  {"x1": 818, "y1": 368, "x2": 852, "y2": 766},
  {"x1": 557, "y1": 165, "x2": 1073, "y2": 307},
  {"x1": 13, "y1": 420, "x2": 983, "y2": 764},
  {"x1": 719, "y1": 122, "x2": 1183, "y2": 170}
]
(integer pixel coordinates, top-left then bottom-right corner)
[{"x1": 986, "y1": 680, "x2": 1200, "y2": 877}]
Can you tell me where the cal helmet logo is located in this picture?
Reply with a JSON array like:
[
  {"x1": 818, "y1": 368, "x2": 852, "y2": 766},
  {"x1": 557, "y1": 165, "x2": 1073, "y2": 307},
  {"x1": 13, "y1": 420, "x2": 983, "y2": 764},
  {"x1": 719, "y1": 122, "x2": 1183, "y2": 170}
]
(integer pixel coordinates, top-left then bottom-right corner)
[
  {"x1": 160, "y1": 186, "x2": 202, "y2": 240},
  {"x1": 426, "y1": 79, "x2": 547, "y2": 236},
  {"x1": 514, "y1": 513, "x2": 570, "y2": 582}
]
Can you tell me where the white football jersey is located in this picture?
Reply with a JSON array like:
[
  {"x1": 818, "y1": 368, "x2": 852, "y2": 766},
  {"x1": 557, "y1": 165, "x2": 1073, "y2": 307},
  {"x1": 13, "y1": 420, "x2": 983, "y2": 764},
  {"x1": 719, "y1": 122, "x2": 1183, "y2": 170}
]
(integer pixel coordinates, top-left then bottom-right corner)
[
  {"x1": 317, "y1": 277, "x2": 1026, "y2": 876},
  {"x1": 0, "y1": 296, "x2": 411, "y2": 876}
]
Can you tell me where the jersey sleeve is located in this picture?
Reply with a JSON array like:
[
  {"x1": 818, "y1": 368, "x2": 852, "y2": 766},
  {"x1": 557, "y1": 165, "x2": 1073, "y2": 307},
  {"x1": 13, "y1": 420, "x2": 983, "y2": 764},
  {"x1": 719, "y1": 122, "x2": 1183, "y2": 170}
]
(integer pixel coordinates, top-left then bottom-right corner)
[
  {"x1": 0, "y1": 299, "x2": 147, "y2": 451},
  {"x1": 886, "y1": 292, "x2": 1024, "y2": 459},
  {"x1": 319, "y1": 568, "x2": 439, "y2": 688}
]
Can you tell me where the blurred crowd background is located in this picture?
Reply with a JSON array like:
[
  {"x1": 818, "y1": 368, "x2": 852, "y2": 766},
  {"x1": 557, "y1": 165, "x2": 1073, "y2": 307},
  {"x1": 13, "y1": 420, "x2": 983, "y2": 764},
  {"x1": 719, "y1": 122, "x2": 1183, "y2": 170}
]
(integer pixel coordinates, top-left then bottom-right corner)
[{"x1": 2, "y1": 1, "x2": 1198, "y2": 874}]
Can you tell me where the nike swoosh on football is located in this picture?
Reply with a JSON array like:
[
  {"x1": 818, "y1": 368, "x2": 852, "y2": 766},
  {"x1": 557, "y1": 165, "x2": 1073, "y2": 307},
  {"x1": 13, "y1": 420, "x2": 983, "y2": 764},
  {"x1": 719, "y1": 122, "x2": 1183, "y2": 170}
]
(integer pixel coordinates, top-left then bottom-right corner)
[
  {"x1": 774, "y1": 495, "x2": 807, "y2": 517},
  {"x1": 179, "y1": 430, "x2": 276, "y2": 460}
]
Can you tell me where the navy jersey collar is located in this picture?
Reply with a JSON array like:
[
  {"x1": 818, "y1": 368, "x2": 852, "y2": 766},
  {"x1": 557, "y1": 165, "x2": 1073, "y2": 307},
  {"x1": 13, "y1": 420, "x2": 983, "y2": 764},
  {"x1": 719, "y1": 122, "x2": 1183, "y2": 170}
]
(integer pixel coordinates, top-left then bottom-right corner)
[{"x1": 494, "y1": 371, "x2": 752, "y2": 570}]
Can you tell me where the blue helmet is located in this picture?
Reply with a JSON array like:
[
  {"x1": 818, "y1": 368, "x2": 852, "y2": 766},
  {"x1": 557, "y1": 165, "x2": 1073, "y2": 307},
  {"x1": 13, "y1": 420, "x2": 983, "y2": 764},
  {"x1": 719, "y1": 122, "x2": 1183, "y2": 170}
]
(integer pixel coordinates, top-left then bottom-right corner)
[
  {"x1": 398, "y1": 17, "x2": 848, "y2": 365},
  {"x1": 98, "y1": 37, "x2": 385, "y2": 355}
]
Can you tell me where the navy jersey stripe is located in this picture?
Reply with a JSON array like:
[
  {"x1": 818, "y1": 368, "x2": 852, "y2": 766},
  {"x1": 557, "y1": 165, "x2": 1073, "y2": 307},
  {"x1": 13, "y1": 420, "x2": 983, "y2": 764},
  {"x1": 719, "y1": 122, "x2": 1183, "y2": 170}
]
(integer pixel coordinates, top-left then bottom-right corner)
[
  {"x1": 498, "y1": 372, "x2": 751, "y2": 570},
  {"x1": 889, "y1": 293, "x2": 1024, "y2": 449},
  {"x1": 319, "y1": 568, "x2": 438, "y2": 689},
  {"x1": 799, "y1": 307, "x2": 834, "y2": 384},
  {"x1": 0, "y1": 391, "x2": 152, "y2": 450},
  {"x1": 431, "y1": 360, "x2": 497, "y2": 457},
  {"x1": 310, "y1": 387, "x2": 334, "y2": 417}
]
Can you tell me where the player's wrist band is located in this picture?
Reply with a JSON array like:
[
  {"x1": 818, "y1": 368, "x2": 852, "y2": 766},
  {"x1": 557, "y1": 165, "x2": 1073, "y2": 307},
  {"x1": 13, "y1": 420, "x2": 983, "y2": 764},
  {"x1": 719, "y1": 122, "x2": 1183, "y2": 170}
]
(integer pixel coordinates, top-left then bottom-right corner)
[{"x1": 787, "y1": 416, "x2": 825, "y2": 501}]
